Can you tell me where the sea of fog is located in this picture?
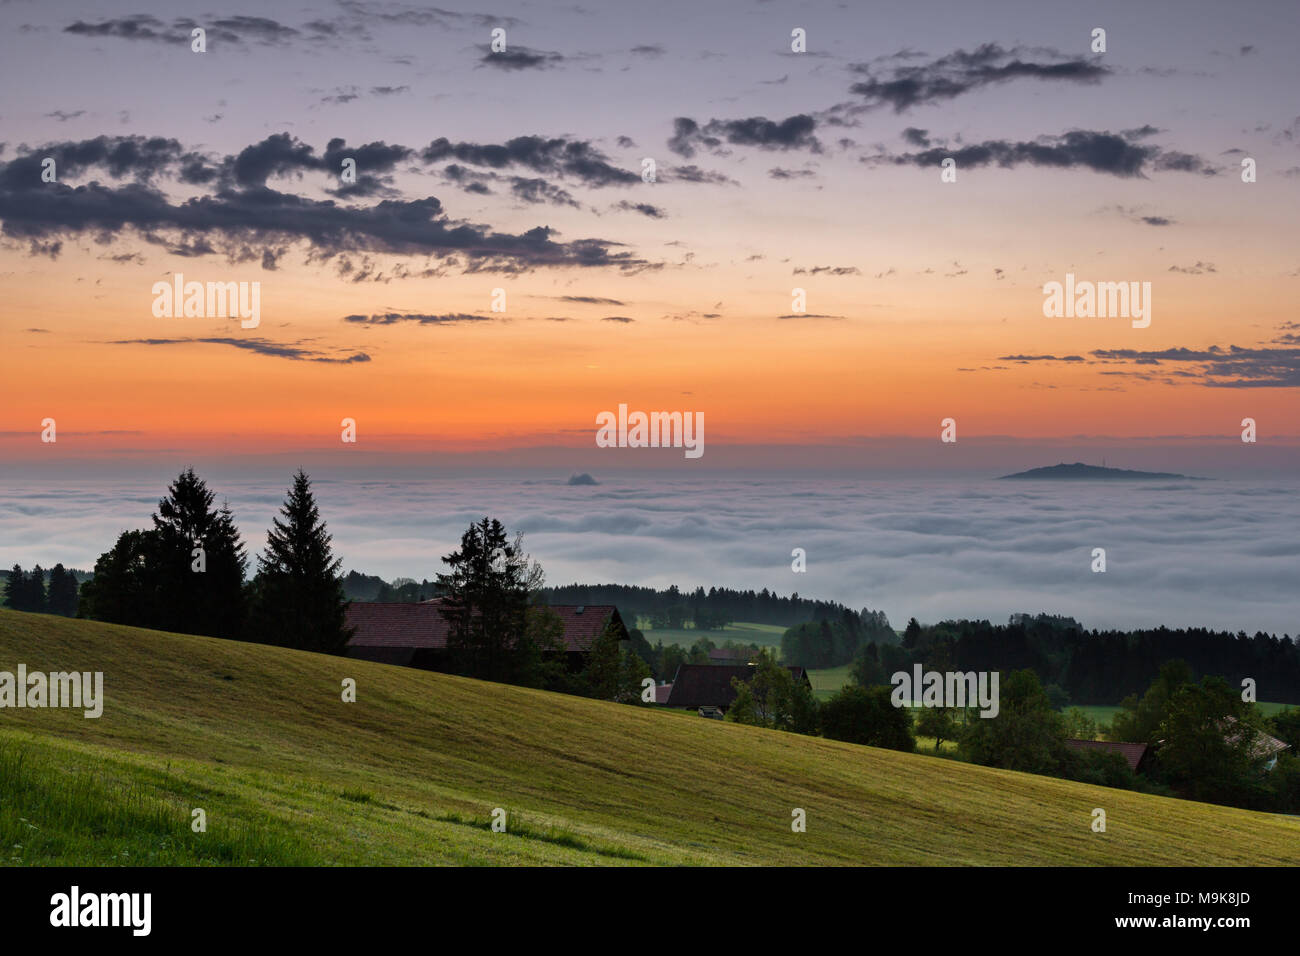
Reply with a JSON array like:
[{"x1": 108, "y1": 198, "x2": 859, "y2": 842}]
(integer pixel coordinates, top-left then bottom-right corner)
[{"x1": 1, "y1": 475, "x2": 1296, "y2": 636}]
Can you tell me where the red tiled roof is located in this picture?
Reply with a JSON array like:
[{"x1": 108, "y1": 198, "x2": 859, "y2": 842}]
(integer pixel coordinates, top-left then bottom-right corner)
[
  {"x1": 1064, "y1": 738, "x2": 1149, "y2": 771},
  {"x1": 345, "y1": 600, "x2": 621, "y2": 654}
]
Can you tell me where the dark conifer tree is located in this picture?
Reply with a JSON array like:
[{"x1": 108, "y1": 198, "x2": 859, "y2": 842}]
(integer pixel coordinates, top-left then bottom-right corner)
[
  {"x1": 25, "y1": 564, "x2": 48, "y2": 613},
  {"x1": 436, "y1": 518, "x2": 539, "y2": 683},
  {"x1": 2, "y1": 565, "x2": 25, "y2": 610},
  {"x1": 150, "y1": 467, "x2": 247, "y2": 639},
  {"x1": 248, "y1": 470, "x2": 351, "y2": 653},
  {"x1": 47, "y1": 563, "x2": 79, "y2": 616},
  {"x1": 78, "y1": 531, "x2": 156, "y2": 625}
]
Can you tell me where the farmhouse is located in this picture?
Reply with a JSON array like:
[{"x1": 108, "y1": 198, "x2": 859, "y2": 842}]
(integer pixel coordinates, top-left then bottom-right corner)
[
  {"x1": 1221, "y1": 716, "x2": 1290, "y2": 770},
  {"x1": 665, "y1": 662, "x2": 810, "y2": 712},
  {"x1": 1064, "y1": 739, "x2": 1152, "y2": 773},
  {"x1": 345, "y1": 600, "x2": 627, "y2": 671},
  {"x1": 1068, "y1": 722, "x2": 1291, "y2": 775}
]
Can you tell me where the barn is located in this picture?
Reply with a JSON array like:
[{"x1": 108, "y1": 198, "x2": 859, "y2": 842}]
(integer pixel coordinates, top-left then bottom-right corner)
[
  {"x1": 664, "y1": 662, "x2": 811, "y2": 712},
  {"x1": 345, "y1": 599, "x2": 627, "y2": 671},
  {"x1": 1064, "y1": 739, "x2": 1152, "y2": 773}
]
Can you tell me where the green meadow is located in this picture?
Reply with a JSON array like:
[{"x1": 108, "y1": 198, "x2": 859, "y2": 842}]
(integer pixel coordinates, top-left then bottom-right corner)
[
  {"x1": 2, "y1": 608, "x2": 1297, "y2": 866},
  {"x1": 636, "y1": 620, "x2": 786, "y2": 648}
]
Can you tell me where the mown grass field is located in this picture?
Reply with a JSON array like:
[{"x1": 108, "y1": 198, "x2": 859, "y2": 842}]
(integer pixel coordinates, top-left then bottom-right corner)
[
  {"x1": 1072, "y1": 702, "x2": 1291, "y2": 729},
  {"x1": 636, "y1": 621, "x2": 786, "y2": 648},
  {"x1": 2, "y1": 608, "x2": 1297, "y2": 866},
  {"x1": 807, "y1": 664, "x2": 852, "y2": 700}
]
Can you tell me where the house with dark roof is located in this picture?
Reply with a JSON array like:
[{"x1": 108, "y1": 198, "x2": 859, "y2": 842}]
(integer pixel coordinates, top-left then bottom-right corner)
[
  {"x1": 1064, "y1": 739, "x2": 1152, "y2": 773},
  {"x1": 665, "y1": 663, "x2": 810, "y2": 712},
  {"x1": 1220, "y1": 716, "x2": 1290, "y2": 770},
  {"x1": 345, "y1": 599, "x2": 627, "y2": 671}
]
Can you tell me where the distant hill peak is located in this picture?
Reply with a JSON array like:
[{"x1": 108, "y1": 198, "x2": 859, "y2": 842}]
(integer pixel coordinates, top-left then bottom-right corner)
[
  {"x1": 567, "y1": 473, "x2": 599, "y2": 486},
  {"x1": 999, "y1": 462, "x2": 1198, "y2": 481}
]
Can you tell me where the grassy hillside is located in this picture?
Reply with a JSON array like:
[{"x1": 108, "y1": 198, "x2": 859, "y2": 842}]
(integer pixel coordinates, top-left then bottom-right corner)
[{"x1": 1, "y1": 608, "x2": 1297, "y2": 866}]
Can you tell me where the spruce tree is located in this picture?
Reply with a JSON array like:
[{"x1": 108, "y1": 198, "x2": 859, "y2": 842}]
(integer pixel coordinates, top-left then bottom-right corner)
[
  {"x1": 47, "y1": 563, "x2": 79, "y2": 616},
  {"x1": 151, "y1": 467, "x2": 247, "y2": 639},
  {"x1": 249, "y1": 470, "x2": 350, "y2": 653},
  {"x1": 436, "y1": 518, "x2": 536, "y2": 682},
  {"x1": 26, "y1": 565, "x2": 48, "y2": 613},
  {"x1": 2, "y1": 565, "x2": 25, "y2": 610}
]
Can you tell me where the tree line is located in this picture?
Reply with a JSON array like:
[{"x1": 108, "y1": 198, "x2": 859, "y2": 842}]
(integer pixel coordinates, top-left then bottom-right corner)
[
  {"x1": 76, "y1": 467, "x2": 350, "y2": 653},
  {"x1": 2, "y1": 564, "x2": 84, "y2": 616},
  {"x1": 543, "y1": 582, "x2": 893, "y2": 634},
  {"x1": 792, "y1": 612, "x2": 1300, "y2": 706}
]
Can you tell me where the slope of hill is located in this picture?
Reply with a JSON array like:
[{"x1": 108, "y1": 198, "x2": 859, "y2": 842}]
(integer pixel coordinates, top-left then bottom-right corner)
[
  {"x1": 999, "y1": 462, "x2": 1196, "y2": 480},
  {"x1": 1, "y1": 609, "x2": 1296, "y2": 866}
]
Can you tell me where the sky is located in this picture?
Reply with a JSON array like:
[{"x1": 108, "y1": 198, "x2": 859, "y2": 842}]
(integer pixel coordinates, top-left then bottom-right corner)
[{"x1": 1, "y1": 0, "x2": 1298, "y2": 477}]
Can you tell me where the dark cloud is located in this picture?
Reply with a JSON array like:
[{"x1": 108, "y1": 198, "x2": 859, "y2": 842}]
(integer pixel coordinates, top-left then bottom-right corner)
[
  {"x1": 847, "y1": 43, "x2": 1109, "y2": 113},
  {"x1": 64, "y1": 15, "x2": 187, "y2": 43},
  {"x1": 768, "y1": 167, "x2": 817, "y2": 180},
  {"x1": 630, "y1": 44, "x2": 664, "y2": 57},
  {"x1": 480, "y1": 47, "x2": 564, "y2": 71},
  {"x1": 559, "y1": 295, "x2": 625, "y2": 305},
  {"x1": 612, "y1": 200, "x2": 666, "y2": 218},
  {"x1": 0, "y1": 135, "x2": 185, "y2": 187},
  {"x1": 874, "y1": 129, "x2": 1214, "y2": 178},
  {"x1": 1140, "y1": 215, "x2": 1174, "y2": 226},
  {"x1": 999, "y1": 354, "x2": 1085, "y2": 363},
  {"x1": 1168, "y1": 261, "x2": 1216, "y2": 274},
  {"x1": 45, "y1": 110, "x2": 86, "y2": 123},
  {"x1": 422, "y1": 135, "x2": 639, "y2": 188},
  {"x1": 667, "y1": 114, "x2": 820, "y2": 158},
  {"x1": 0, "y1": 134, "x2": 649, "y2": 273},
  {"x1": 901, "y1": 127, "x2": 930, "y2": 147},
  {"x1": 65, "y1": 15, "x2": 299, "y2": 46},
  {"x1": 601, "y1": 315, "x2": 634, "y2": 323},
  {"x1": 509, "y1": 177, "x2": 579, "y2": 207},
  {"x1": 110, "y1": 337, "x2": 370, "y2": 363},
  {"x1": 1090, "y1": 344, "x2": 1300, "y2": 388},
  {"x1": 793, "y1": 265, "x2": 860, "y2": 276},
  {"x1": 343, "y1": 313, "x2": 494, "y2": 326},
  {"x1": 666, "y1": 165, "x2": 738, "y2": 186}
]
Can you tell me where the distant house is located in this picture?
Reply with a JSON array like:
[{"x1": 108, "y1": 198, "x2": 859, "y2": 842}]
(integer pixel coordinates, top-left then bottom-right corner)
[
  {"x1": 665, "y1": 663, "x2": 810, "y2": 713},
  {"x1": 345, "y1": 599, "x2": 627, "y2": 671},
  {"x1": 1068, "y1": 722, "x2": 1291, "y2": 775},
  {"x1": 1064, "y1": 739, "x2": 1152, "y2": 774},
  {"x1": 1221, "y1": 716, "x2": 1290, "y2": 770}
]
